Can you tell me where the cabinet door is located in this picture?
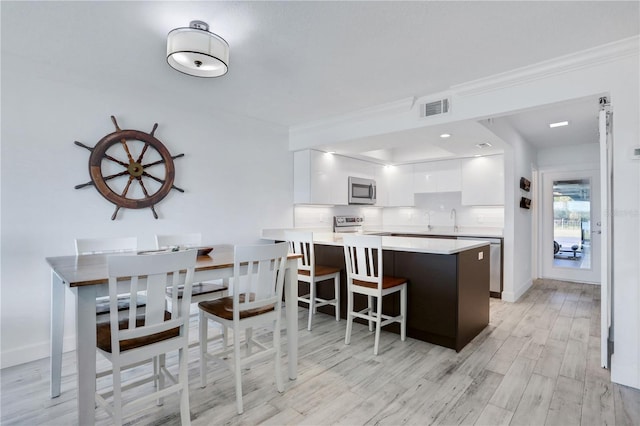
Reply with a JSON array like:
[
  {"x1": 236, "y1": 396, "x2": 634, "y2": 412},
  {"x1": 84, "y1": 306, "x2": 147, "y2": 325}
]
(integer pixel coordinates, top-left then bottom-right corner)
[
  {"x1": 413, "y1": 163, "x2": 438, "y2": 193},
  {"x1": 437, "y1": 159, "x2": 462, "y2": 192},
  {"x1": 461, "y1": 155, "x2": 504, "y2": 205},
  {"x1": 413, "y1": 159, "x2": 461, "y2": 193},
  {"x1": 294, "y1": 149, "x2": 378, "y2": 205},
  {"x1": 383, "y1": 164, "x2": 415, "y2": 206}
]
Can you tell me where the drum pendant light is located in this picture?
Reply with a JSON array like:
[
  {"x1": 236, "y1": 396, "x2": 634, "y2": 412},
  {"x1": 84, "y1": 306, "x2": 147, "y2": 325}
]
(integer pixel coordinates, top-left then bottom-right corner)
[{"x1": 167, "y1": 20, "x2": 229, "y2": 78}]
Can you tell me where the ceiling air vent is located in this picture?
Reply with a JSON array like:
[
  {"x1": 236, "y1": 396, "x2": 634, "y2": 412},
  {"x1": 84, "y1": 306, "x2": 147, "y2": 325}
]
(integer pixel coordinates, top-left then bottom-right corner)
[{"x1": 422, "y1": 98, "x2": 450, "y2": 118}]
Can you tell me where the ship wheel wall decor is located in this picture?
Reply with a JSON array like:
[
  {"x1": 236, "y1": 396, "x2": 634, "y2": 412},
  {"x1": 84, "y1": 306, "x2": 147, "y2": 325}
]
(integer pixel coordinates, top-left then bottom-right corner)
[{"x1": 75, "y1": 116, "x2": 185, "y2": 220}]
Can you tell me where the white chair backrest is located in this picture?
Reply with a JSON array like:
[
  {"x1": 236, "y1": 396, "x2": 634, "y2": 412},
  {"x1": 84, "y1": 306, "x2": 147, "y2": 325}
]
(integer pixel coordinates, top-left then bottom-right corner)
[
  {"x1": 232, "y1": 242, "x2": 289, "y2": 321},
  {"x1": 106, "y1": 250, "x2": 197, "y2": 352},
  {"x1": 75, "y1": 237, "x2": 137, "y2": 255},
  {"x1": 155, "y1": 233, "x2": 202, "y2": 249},
  {"x1": 342, "y1": 234, "x2": 383, "y2": 289},
  {"x1": 284, "y1": 231, "x2": 314, "y2": 275}
]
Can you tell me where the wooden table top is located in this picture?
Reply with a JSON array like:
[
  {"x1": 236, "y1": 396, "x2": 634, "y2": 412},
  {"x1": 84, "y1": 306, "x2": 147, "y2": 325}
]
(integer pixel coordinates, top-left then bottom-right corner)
[{"x1": 46, "y1": 246, "x2": 299, "y2": 287}]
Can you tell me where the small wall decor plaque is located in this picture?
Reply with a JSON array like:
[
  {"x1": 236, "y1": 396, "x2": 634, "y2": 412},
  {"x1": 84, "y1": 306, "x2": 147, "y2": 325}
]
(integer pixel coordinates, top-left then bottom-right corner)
[
  {"x1": 520, "y1": 197, "x2": 531, "y2": 209},
  {"x1": 520, "y1": 177, "x2": 531, "y2": 192}
]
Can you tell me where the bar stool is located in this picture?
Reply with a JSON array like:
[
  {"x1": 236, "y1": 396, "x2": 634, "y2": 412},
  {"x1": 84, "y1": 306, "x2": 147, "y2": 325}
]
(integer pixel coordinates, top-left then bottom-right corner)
[
  {"x1": 285, "y1": 230, "x2": 340, "y2": 331},
  {"x1": 342, "y1": 234, "x2": 407, "y2": 355}
]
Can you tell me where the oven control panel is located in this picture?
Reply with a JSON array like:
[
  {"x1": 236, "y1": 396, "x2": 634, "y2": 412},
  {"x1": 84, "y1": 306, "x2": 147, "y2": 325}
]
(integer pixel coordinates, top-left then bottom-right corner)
[{"x1": 334, "y1": 215, "x2": 364, "y2": 232}]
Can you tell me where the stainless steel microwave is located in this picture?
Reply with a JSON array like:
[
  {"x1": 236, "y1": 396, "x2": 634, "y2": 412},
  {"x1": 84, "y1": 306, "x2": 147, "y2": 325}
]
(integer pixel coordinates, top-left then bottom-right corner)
[{"x1": 348, "y1": 176, "x2": 376, "y2": 205}]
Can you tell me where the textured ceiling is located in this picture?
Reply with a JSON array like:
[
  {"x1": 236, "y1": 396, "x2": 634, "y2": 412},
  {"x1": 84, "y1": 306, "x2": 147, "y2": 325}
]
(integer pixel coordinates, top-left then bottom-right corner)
[
  {"x1": 2, "y1": 1, "x2": 637, "y2": 164},
  {"x1": 2, "y1": 1, "x2": 638, "y2": 128}
]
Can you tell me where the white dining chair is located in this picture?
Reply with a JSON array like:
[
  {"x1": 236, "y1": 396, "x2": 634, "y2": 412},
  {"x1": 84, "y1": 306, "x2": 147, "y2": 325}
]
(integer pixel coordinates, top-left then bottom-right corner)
[
  {"x1": 156, "y1": 233, "x2": 230, "y2": 351},
  {"x1": 155, "y1": 233, "x2": 229, "y2": 313},
  {"x1": 155, "y1": 233, "x2": 202, "y2": 250},
  {"x1": 96, "y1": 249, "x2": 196, "y2": 425},
  {"x1": 342, "y1": 234, "x2": 407, "y2": 355},
  {"x1": 285, "y1": 230, "x2": 340, "y2": 331},
  {"x1": 75, "y1": 237, "x2": 145, "y2": 316},
  {"x1": 198, "y1": 242, "x2": 289, "y2": 414}
]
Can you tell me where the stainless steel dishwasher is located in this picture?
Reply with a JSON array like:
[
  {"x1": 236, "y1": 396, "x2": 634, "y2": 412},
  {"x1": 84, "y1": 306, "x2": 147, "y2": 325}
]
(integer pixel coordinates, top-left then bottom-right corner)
[{"x1": 458, "y1": 236, "x2": 503, "y2": 298}]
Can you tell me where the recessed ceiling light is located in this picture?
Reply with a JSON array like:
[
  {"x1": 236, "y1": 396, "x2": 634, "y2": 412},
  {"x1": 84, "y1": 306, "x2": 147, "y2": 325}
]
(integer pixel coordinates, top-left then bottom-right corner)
[
  {"x1": 325, "y1": 151, "x2": 335, "y2": 154},
  {"x1": 440, "y1": 133, "x2": 451, "y2": 138},
  {"x1": 475, "y1": 142, "x2": 492, "y2": 148},
  {"x1": 549, "y1": 121, "x2": 569, "y2": 128}
]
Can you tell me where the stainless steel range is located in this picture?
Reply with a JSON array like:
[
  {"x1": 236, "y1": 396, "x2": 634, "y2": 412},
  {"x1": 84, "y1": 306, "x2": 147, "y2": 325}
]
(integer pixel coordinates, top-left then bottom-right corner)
[{"x1": 333, "y1": 215, "x2": 364, "y2": 233}]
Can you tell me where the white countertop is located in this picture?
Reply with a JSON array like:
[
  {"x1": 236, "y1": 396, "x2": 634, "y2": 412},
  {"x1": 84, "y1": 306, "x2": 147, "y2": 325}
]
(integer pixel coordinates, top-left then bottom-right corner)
[
  {"x1": 363, "y1": 226, "x2": 503, "y2": 238},
  {"x1": 261, "y1": 229, "x2": 490, "y2": 255}
]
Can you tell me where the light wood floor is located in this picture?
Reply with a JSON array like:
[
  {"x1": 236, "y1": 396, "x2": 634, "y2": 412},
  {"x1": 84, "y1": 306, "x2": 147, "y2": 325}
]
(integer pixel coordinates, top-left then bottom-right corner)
[{"x1": 2, "y1": 279, "x2": 639, "y2": 425}]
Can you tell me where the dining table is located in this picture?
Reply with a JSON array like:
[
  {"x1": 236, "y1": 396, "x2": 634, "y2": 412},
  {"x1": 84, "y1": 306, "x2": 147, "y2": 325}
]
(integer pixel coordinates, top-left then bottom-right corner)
[{"x1": 47, "y1": 244, "x2": 301, "y2": 426}]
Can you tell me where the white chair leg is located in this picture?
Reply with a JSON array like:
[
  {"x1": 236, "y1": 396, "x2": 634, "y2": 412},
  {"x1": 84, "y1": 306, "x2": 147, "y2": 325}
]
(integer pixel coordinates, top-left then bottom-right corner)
[
  {"x1": 112, "y1": 365, "x2": 123, "y2": 426},
  {"x1": 345, "y1": 290, "x2": 353, "y2": 345},
  {"x1": 222, "y1": 325, "x2": 229, "y2": 348},
  {"x1": 401, "y1": 285, "x2": 407, "y2": 341},
  {"x1": 273, "y1": 319, "x2": 284, "y2": 393},
  {"x1": 245, "y1": 327, "x2": 253, "y2": 369},
  {"x1": 334, "y1": 275, "x2": 340, "y2": 321},
  {"x1": 233, "y1": 333, "x2": 244, "y2": 414},
  {"x1": 368, "y1": 296, "x2": 374, "y2": 331},
  {"x1": 199, "y1": 311, "x2": 208, "y2": 388},
  {"x1": 373, "y1": 297, "x2": 383, "y2": 355},
  {"x1": 157, "y1": 354, "x2": 165, "y2": 406},
  {"x1": 179, "y1": 347, "x2": 191, "y2": 426},
  {"x1": 307, "y1": 281, "x2": 315, "y2": 331}
]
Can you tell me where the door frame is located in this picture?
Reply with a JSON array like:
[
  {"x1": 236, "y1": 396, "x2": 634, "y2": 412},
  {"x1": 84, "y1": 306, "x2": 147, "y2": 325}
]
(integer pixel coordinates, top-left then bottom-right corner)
[{"x1": 538, "y1": 167, "x2": 601, "y2": 284}]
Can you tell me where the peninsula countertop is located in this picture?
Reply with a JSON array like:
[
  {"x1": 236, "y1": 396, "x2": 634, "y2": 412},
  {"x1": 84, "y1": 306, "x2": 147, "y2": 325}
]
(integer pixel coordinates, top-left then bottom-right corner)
[{"x1": 261, "y1": 229, "x2": 489, "y2": 255}]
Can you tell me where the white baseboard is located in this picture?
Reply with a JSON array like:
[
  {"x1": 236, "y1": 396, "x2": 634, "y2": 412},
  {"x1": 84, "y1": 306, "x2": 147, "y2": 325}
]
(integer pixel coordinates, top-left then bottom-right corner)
[
  {"x1": 502, "y1": 278, "x2": 533, "y2": 302},
  {"x1": 1, "y1": 335, "x2": 76, "y2": 369}
]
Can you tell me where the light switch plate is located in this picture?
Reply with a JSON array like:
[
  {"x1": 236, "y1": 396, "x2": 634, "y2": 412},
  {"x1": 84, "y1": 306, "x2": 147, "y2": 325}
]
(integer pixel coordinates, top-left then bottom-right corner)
[{"x1": 478, "y1": 251, "x2": 484, "y2": 260}]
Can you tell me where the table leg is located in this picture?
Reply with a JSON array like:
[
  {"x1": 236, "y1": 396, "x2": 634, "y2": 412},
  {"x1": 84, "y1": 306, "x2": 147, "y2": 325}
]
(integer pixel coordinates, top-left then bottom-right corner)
[
  {"x1": 50, "y1": 270, "x2": 65, "y2": 398},
  {"x1": 285, "y1": 259, "x2": 298, "y2": 380},
  {"x1": 75, "y1": 286, "x2": 98, "y2": 426}
]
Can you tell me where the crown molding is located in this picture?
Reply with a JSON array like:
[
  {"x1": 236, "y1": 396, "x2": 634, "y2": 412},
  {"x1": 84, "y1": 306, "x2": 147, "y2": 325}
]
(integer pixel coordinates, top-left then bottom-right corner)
[
  {"x1": 290, "y1": 96, "x2": 417, "y2": 136},
  {"x1": 290, "y1": 36, "x2": 639, "y2": 145},
  {"x1": 452, "y1": 36, "x2": 639, "y2": 97}
]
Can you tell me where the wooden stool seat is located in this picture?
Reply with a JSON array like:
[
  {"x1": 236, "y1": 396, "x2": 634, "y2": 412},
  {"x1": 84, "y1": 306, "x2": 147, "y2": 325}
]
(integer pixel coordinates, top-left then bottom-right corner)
[
  {"x1": 353, "y1": 276, "x2": 407, "y2": 290},
  {"x1": 199, "y1": 294, "x2": 275, "y2": 320},
  {"x1": 96, "y1": 311, "x2": 178, "y2": 353}
]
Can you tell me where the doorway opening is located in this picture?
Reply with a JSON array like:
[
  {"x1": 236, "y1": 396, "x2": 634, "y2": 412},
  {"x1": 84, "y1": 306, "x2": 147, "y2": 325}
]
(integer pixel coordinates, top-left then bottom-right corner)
[{"x1": 552, "y1": 178, "x2": 592, "y2": 270}]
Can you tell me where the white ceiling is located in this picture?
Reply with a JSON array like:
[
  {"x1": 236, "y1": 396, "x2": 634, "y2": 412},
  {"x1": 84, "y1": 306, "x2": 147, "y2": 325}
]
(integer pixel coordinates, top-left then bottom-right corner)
[{"x1": 2, "y1": 1, "x2": 637, "y2": 162}]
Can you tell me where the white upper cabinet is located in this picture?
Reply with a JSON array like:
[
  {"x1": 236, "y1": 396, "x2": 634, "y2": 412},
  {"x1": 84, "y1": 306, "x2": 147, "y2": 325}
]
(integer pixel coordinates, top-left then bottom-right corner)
[
  {"x1": 294, "y1": 150, "x2": 374, "y2": 205},
  {"x1": 378, "y1": 164, "x2": 415, "y2": 207},
  {"x1": 413, "y1": 159, "x2": 461, "y2": 193},
  {"x1": 461, "y1": 154, "x2": 504, "y2": 205}
]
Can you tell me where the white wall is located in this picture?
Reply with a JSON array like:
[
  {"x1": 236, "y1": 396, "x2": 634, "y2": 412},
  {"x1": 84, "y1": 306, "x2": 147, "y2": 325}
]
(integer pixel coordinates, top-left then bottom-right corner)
[
  {"x1": 538, "y1": 143, "x2": 600, "y2": 168},
  {"x1": 290, "y1": 38, "x2": 640, "y2": 389},
  {"x1": 0, "y1": 52, "x2": 293, "y2": 367},
  {"x1": 482, "y1": 119, "x2": 537, "y2": 302}
]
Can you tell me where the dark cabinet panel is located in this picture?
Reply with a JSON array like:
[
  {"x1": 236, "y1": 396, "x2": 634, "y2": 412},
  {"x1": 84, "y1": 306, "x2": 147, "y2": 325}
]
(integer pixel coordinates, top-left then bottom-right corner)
[
  {"x1": 311, "y1": 243, "x2": 489, "y2": 352},
  {"x1": 394, "y1": 252, "x2": 457, "y2": 338}
]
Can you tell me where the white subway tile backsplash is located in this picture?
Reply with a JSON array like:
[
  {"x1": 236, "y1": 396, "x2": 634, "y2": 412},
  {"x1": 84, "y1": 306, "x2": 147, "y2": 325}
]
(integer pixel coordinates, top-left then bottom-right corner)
[{"x1": 294, "y1": 192, "x2": 502, "y2": 231}]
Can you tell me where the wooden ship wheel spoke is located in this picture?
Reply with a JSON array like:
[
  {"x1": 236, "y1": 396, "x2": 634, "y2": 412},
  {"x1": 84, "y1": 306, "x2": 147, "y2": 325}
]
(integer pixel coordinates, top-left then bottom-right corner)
[{"x1": 74, "y1": 116, "x2": 185, "y2": 220}]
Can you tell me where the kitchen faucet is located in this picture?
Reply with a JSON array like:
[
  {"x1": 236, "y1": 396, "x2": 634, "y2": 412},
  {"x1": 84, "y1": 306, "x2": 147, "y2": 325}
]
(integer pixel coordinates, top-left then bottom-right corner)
[
  {"x1": 450, "y1": 208, "x2": 458, "y2": 233},
  {"x1": 425, "y1": 211, "x2": 432, "y2": 231}
]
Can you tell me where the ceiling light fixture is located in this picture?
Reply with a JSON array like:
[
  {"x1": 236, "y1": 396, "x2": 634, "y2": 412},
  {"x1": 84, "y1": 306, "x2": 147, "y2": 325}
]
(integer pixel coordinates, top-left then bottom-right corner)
[
  {"x1": 167, "y1": 20, "x2": 229, "y2": 78},
  {"x1": 440, "y1": 133, "x2": 451, "y2": 138},
  {"x1": 549, "y1": 121, "x2": 569, "y2": 128}
]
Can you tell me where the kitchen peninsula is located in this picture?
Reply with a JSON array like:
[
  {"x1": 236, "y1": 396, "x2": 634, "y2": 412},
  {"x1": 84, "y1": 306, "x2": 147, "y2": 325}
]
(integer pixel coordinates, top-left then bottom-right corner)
[{"x1": 262, "y1": 230, "x2": 490, "y2": 352}]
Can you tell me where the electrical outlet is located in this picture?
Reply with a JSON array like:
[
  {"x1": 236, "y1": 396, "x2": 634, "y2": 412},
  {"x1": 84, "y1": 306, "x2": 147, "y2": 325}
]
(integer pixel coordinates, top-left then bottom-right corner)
[{"x1": 478, "y1": 251, "x2": 484, "y2": 260}]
